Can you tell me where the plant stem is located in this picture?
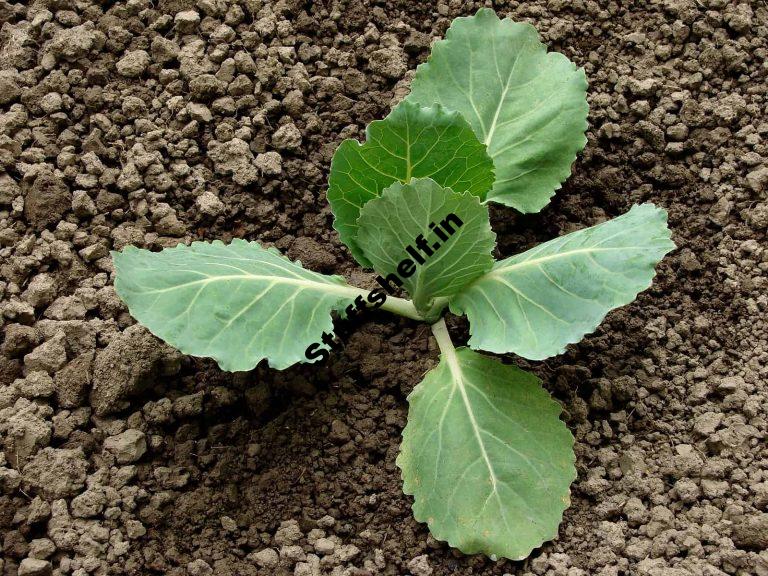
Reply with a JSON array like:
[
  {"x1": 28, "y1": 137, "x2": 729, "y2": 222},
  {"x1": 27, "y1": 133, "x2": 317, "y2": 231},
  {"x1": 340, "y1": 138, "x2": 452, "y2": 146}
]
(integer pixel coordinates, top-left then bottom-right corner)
[{"x1": 423, "y1": 297, "x2": 450, "y2": 323}]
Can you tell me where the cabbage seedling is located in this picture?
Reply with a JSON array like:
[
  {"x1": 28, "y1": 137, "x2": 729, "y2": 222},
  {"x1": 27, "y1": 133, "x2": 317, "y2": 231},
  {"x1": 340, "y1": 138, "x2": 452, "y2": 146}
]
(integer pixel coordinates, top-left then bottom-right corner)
[{"x1": 112, "y1": 9, "x2": 674, "y2": 561}]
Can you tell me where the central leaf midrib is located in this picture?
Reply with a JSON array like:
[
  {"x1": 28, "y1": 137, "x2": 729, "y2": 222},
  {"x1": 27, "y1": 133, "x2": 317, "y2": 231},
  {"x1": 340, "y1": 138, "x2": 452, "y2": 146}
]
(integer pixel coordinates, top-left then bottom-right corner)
[
  {"x1": 453, "y1": 246, "x2": 633, "y2": 298},
  {"x1": 443, "y1": 348, "x2": 499, "y2": 494},
  {"x1": 404, "y1": 108, "x2": 412, "y2": 181},
  {"x1": 442, "y1": 351, "x2": 547, "y2": 534},
  {"x1": 488, "y1": 246, "x2": 647, "y2": 276},
  {"x1": 483, "y1": 29, "x2": 525, "y2": 146},
  {"x1": 133, "y1": 273, "x2": 350, "y2": 298}
]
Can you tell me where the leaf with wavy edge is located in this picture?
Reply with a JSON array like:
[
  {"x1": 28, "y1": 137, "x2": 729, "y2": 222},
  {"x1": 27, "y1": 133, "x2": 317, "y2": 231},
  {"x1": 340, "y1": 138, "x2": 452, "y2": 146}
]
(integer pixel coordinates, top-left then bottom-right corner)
[
  {"x1": 450, "y1": 204, "x2": 675, "y2": 360},
  {"x1": 406, "y1": 8, "x2": 589, "y2": 213},
  {"x1": 356, "y1": 178, "x2": 495, "y2": 314},
  {"x1": 328, "y1": 99, "x2": 494, "y2": 266},
  {"x1": 112, "y1": 240, "x2": 362, "y2": 371},
  {"x1": 398, "y1": 346, "x2": 575, "y2": 560}
]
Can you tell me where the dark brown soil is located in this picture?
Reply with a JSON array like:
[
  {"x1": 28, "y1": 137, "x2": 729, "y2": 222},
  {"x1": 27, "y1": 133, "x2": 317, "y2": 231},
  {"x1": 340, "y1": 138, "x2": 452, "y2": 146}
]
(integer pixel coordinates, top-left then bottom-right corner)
[{"x1": 1, "y1": 1, "x2": 767, "y2": 575}]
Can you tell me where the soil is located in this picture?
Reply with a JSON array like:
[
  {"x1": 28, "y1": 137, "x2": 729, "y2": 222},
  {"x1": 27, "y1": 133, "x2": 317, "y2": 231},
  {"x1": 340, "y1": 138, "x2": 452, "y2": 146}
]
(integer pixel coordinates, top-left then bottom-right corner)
[{"x1": 1, "y1": 1, "x2": 767, "y2": 575}]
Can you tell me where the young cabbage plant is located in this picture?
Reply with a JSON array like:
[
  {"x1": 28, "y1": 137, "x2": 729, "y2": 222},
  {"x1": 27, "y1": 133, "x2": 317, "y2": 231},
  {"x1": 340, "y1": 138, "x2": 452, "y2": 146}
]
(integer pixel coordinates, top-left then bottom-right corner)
[{"x1": 112, "y1": 9, "x2": 674, "y2": 561}]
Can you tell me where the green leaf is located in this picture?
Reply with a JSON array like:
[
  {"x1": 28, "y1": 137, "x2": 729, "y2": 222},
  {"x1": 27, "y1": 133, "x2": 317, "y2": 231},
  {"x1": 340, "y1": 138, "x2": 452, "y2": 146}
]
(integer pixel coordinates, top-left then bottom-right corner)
[
  {"x1": 398, "y1": 346, "x2": 575, "y2": 560},
  {"x1": 406, "y1": 8, "x2": 589, "y2": 213},
  {"x1": 356, "y1": 178, "x2": 495, "y2": 314},
  {"x1": 450, "y1": 204, "x2": 675, "y2": 360},
  {"x1": 328, "y1": 99, "x2": 495, "y2": 266},
  {"x1": 113, "y1": 240, "x2": 360, "y2": 371}
]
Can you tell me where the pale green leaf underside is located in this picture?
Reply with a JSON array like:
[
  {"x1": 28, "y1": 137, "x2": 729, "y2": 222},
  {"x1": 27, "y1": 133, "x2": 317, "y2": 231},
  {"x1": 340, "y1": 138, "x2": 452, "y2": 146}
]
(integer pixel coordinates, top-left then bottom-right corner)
[
  {"x1": 398, "y1": 347, "x2": 575, "y2": 560},
  {"x1": 356, "y1": 178, "x2": 495, "y2": 313},
  {"x1": 328, "y1": 99, "x2": 494, "y2": 266},
  {"x1": 406, "y1": 8, "x2": 589, "y2": 213},
  {"x1": 451, "y1": 204, "x2": 675, "y2": 360},
  {"x1": 113, "y1": 240, "x2": 358, "y2": 371}
]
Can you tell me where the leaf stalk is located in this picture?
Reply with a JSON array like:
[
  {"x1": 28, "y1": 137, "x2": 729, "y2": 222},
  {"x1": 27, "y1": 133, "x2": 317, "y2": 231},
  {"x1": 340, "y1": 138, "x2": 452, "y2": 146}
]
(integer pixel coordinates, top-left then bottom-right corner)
[
  {"x1": 430, "y1": 317, "x2": 456, "y2": 358},
  {"x1": 379, "y1": 293, "x2": 423, "y2": 321},
  {"x1": 329, "y1": 283, "x2": 422, "y2": 321}
]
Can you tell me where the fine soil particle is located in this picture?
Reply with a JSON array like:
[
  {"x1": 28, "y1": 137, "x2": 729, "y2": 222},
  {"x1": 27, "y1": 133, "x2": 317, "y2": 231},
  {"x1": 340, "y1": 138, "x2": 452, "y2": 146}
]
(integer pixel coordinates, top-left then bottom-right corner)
[{"x1": 1, "y1": 1, "x2": 767, "y2": 575}]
